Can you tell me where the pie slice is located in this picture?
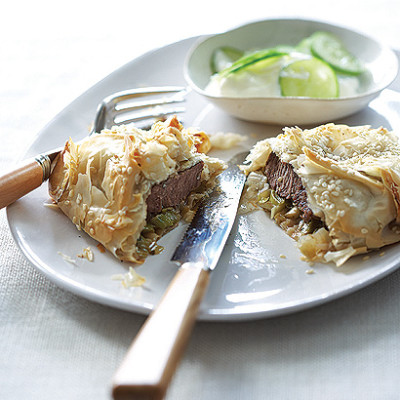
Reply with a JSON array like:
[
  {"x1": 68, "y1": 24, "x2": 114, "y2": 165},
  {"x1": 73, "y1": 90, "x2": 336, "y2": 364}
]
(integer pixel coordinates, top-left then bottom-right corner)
[
  {"x1": 49, "y1": 116, "x2": 226, "y2": 263},
  {"x1": 241, "y1": 123, "x2": 400, "y2": 266}
]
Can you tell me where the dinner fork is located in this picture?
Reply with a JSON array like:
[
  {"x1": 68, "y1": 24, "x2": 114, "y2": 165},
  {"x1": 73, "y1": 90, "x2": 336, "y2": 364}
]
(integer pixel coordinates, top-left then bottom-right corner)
[{"x1": 0, "y1": 86, "x2": 186, "y2": 209}]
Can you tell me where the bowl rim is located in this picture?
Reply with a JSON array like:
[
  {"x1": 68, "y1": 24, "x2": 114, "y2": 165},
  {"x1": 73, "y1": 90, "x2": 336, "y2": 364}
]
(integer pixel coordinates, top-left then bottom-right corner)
[{"x1": 184, "y1": 17, "x2": 399, "y2": 102}]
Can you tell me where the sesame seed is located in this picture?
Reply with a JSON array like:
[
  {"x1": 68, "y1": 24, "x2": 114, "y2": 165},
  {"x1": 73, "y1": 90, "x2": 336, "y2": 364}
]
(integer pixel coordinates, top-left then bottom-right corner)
[
  {"x1": 89, "y1": 228, "x2": 95, "y2": 235},
  {"x1": 127, "y1": 167, "x2": 133, "y2": 175},
  {"x1": 336, "y1": 210, "x2": 344, "y2": 218},
  {"x1": 361, "y1": 228, "x2": 368, "y2": 234}
]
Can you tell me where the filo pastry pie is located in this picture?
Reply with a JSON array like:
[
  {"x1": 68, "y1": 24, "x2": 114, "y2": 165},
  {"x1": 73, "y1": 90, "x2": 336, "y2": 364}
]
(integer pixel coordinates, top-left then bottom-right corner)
[
  {"x1": 241, "y1": 123, "x2": 400, "y2": 266},
  {"x1": 49, "y1": 116, "x2": 225, "y2": 263}
]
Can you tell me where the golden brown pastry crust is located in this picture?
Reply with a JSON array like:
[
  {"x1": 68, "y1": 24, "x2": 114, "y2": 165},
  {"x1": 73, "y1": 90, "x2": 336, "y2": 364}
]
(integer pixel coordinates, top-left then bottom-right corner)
[
  {"x1": 49, "y1": 116, "x2": 225, "y2": 263},
  {"x1": 242, "y1": 123, "x2": 400, "y2": 266}
]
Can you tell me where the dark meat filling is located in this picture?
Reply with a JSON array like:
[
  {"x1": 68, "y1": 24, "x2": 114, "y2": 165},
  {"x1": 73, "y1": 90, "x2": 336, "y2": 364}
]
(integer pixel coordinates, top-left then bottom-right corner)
[
  {"x1": 137, "y1": 161, "x2": 204, "y2": 259},
  {"x1": 146, "y1": 161, "x2": 204, "y2": 215},
  {"x1": 264, "y1": 152, "x2": 315, "y2": 223}
]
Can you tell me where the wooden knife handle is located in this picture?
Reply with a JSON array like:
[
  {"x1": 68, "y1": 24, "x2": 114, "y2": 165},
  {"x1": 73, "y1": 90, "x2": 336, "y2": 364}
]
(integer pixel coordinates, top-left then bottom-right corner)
[
  {"x1": 0, "y1": 156, "x2": 51, "y2": 209},
  {"x1": 112, "y1": 263, "x2": 210, "y2": 400}
]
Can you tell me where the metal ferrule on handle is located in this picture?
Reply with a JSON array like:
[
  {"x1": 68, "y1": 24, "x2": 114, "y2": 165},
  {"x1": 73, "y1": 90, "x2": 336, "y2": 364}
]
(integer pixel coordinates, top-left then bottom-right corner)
[{"x1": 34, "y1": 154, "x2": 52, "y2": 181}]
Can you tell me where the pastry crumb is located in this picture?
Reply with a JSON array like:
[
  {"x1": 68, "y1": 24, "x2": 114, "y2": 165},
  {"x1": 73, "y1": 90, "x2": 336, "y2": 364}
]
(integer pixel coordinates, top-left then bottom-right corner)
[
  {"x1": 96, "y1": 243, "x2": 106, "y2": 253},
  {"x1": 58, "y1": 251, "x2": 77, "y2": 265},
  {"x1": 43, "y1": 203, "x2": 59, "y2": 210},
  {"x1": 112, "y1": 267, "x2": 146, "y2": 288},
  {"x1": 306, "y1": 269, "x2": 315, "y2": 274},
  {"x1": 279, "y1": 254, "x2": 286, "y2": 259},
  {"x1": 77, "y1": 247, "x2": 94, "y2": 261},
  {"x1": 210, "y1": 131, "x2": 246, "y2": 149}
]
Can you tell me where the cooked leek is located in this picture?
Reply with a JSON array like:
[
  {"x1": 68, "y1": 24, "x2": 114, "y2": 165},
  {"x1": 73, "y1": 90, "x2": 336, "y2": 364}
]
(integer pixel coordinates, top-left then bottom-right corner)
[{"x1": 136, "y1": 207, "x2": 181, "y2": 259}]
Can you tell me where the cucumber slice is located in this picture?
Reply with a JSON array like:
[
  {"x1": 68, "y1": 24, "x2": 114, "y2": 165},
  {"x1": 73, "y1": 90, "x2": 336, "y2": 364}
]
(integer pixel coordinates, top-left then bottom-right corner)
[
  {"x1": 295, "y1": 37, "x2": 313, "y2": 54},
  {"x1": 220, "y1": 49, "x2": 288, "y2": 76},
  {"x1": 279, "y1": 58, "x2": 339, "y2": 98},
  {"x1": 210, "y1": 46, "x2": 244, "y2": 74},
  {"x1": 241, "y1": 54, "x2": 286, "y2": 74},
  {"x1": 273, "y1": 45, "x2": 295, "y2": 53},
  {"x1": 310, "y1": 31, "x2": 364, "y2": 75}
]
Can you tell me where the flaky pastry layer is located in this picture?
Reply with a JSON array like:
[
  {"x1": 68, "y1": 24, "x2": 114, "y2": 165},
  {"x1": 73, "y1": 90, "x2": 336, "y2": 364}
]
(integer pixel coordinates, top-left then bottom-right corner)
[
  {"x1": 49, "y1": 116, "x2": 225, "y2": 263},
  {"x1": 242, "y1": 123, "x2": 400, "y2": 266}
]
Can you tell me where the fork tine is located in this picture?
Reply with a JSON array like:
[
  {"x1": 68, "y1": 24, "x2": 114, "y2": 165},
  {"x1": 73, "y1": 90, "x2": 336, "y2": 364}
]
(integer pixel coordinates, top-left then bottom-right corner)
[
  {"x1": 115, "y1": 94, "x2": 185, "y2": 114},
  {"x1": 114, "y1": 107, "x2": 186, "y2": 126},
  {"x1": 105, "y1": 86, "x2": 187, "y2": 105},
  {"x1": 92, "y1": 86, "x2": 187, "y2": 133}
]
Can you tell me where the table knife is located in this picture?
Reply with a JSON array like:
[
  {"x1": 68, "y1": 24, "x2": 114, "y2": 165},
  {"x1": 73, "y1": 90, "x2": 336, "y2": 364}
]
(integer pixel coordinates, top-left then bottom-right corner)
[{"x1": 112, "y1": 152, "x2": 247, "y2": 400}]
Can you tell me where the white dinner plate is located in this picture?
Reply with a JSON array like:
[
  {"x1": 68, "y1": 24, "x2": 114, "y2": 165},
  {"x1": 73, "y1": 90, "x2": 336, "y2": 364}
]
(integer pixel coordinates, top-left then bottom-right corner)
[{"x1": 7, "y1": 37, "x2": 400, "y2": 321}]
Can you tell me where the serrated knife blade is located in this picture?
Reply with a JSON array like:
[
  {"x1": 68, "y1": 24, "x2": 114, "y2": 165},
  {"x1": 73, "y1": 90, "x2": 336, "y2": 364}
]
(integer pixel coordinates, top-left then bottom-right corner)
[{"x1": 112, "y1": 152, "x2": 248, "y2": 400}]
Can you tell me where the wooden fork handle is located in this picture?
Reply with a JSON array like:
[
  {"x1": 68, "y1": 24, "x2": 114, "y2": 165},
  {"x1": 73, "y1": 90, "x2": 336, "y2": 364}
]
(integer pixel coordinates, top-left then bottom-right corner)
[
  {"x1": 112, "y1": 263, "x2": 210, "y2": 400},
  {"x1": 0, "y1": 155, "x2": 52, "y2": 209}
]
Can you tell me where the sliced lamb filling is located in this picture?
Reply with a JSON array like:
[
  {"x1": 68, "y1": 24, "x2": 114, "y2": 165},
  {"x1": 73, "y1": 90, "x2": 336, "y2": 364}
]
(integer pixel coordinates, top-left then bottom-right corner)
[
  {"x1": 146, "y1": 161, "x2": 204, "y2": 215},
  {"x1": 137, "y1": 161, "x2": 204, "y2": 258},
  {"x1": 263, "y1": 152, "x2": 324, "y2": 234}
]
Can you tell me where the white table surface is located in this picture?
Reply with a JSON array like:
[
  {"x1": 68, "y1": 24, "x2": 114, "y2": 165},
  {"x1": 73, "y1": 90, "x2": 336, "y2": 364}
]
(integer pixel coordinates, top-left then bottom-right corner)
[{"x1": 1, "y1": 1, "x2": 400, "y2": 399}]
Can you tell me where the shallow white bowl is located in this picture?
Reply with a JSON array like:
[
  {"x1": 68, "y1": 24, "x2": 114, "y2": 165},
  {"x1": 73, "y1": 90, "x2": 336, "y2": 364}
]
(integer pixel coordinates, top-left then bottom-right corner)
[{"x1": 184, "y1": 18, "x2": 399, "y2": 126}]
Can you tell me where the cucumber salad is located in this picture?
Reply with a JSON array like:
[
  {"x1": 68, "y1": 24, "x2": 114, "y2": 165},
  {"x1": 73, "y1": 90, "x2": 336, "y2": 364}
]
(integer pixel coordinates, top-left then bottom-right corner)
[{"x1": 205, "y1": 31, "x2": 365, "y2": 99}]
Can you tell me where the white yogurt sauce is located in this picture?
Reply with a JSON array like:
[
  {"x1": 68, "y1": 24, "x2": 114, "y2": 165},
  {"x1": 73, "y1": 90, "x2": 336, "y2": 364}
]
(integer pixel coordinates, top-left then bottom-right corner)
[{"x1": 206, "y1": 54, "x2": 360, "y2": 98}]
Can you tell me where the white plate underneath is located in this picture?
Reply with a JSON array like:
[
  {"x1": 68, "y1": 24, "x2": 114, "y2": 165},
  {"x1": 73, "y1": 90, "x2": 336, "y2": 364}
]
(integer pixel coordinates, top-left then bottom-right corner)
[{"x1": 7, "y1": 37, "x2": 400, "y2": 321}]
